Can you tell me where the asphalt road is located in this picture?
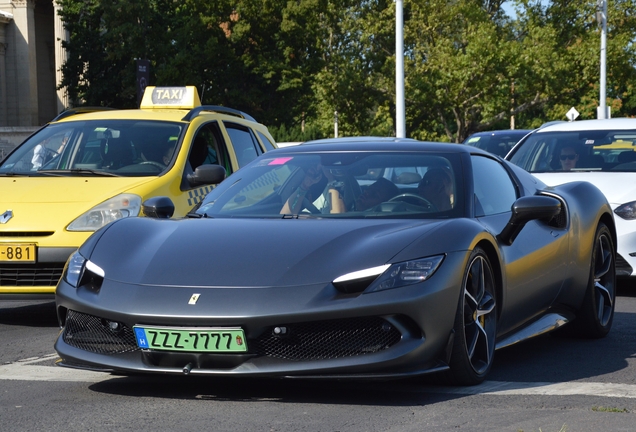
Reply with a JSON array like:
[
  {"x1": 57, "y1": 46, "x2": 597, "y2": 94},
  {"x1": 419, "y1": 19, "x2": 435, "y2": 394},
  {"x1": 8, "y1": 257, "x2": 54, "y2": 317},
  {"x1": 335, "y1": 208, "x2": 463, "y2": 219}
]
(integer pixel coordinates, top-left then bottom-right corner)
[{"x1": 1, "y1": 283, "x2": 635, "y2": 432}]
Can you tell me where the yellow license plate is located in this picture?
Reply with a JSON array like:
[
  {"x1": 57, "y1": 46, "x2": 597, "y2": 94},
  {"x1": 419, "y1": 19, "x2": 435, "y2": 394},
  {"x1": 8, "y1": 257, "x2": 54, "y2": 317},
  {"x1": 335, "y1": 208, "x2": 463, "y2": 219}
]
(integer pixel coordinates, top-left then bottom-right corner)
[{"x1": 0, "y1": 244, "x2": 36, "y2": 263}]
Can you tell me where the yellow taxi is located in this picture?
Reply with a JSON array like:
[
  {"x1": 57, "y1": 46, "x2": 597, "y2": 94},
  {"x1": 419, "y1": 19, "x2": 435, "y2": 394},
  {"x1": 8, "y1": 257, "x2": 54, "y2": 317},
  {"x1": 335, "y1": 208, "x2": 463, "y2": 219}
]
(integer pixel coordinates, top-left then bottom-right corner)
[{"x1": 0, "y1": 86, "x2": 276, "y2": 298}]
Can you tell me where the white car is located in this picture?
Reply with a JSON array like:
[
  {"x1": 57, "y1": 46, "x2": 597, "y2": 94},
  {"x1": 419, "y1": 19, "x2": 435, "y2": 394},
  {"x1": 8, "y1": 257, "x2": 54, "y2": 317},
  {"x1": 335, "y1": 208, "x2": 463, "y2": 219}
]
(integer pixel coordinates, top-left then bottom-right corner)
[{"x1": 506, "y1": 118, "x2": 636, "y2": 278}]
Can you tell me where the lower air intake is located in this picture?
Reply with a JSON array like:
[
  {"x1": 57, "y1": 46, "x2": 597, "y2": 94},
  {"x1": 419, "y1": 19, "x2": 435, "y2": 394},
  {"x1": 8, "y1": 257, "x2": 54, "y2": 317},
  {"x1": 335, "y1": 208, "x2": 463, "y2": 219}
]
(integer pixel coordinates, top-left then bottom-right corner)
[
  {"x1": 63, "y1": 310, "x2": 139, "y2": 354},
  {"x1": 255, "y1": 317, "x2": 402, "y2": 361}
]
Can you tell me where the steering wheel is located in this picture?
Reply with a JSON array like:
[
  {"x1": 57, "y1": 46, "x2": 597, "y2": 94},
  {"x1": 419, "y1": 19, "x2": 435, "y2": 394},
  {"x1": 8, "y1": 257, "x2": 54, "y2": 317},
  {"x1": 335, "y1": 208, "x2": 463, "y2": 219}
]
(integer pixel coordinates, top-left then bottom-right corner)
[
  {"x1": 139, "y1": 161, "x2": 166, "y2": 170},
  {"x1": 389, "y1": 193, "x2": 436, "y2": 210}
]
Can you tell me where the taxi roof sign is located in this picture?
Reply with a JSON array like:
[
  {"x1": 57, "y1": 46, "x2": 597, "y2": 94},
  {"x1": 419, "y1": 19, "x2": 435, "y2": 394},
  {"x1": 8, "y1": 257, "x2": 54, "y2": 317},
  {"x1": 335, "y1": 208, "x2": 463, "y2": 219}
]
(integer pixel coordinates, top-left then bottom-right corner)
[{"x1": 140, "y1": 86, "x2": 201, "y2": 109}]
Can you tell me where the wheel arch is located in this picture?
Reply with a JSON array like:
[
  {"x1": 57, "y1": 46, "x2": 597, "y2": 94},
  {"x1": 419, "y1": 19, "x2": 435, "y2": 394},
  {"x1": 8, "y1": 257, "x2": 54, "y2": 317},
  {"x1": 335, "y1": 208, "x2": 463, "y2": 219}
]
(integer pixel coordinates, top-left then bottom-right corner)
[
  {"x1": 598, "y1": 212, "x2": 617, "y2": 252},
  {"x1": 474, "y1": 239, "x2": 503, "y2": 320}
]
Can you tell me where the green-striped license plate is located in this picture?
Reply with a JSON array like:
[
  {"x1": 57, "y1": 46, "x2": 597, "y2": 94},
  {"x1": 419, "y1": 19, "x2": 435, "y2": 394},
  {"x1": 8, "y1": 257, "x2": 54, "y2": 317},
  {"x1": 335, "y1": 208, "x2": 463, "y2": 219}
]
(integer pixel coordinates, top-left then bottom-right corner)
[{"x1": 133, "y1": 326, "x2": 247, "y2": 352}]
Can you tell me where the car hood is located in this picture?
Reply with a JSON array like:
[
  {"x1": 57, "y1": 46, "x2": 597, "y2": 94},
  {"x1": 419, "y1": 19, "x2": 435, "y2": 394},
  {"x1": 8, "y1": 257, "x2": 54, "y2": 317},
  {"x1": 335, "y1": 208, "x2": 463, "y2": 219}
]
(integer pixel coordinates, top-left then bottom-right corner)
[
  {"x1": 533, "y1": 172, "x2": 635, "y2": 206},
  {"x1": 88, "y1": 217, "x2": 447, "y2": 287},
  {"x1": 0, "y1": 177, "x2": 153, "y2": 230}
]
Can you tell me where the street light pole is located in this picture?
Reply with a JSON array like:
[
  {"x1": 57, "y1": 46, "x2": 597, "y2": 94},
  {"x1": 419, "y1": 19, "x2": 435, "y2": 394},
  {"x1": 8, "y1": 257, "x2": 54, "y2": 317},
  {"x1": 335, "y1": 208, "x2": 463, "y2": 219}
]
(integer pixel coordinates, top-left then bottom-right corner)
[
  {"x1": 395, "y1": 0, "x2": 406, "y2": 138},
  {"x1": 597, "y1": 0, "x2": 608, "y2": 119}
]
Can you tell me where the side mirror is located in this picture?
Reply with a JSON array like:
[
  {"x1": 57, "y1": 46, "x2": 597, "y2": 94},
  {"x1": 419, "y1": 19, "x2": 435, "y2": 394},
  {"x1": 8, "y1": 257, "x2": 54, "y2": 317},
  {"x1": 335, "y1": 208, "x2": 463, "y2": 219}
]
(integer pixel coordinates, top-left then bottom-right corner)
[
  {"x1": 142, "y1": 196, "x2": 175, "y2": 219},
  {"x1": 187, "y1": 164, "x2": 226, "y2": 187},
  {"x1": 498, "y1": 195, "x2": 561, "y2": 246}
]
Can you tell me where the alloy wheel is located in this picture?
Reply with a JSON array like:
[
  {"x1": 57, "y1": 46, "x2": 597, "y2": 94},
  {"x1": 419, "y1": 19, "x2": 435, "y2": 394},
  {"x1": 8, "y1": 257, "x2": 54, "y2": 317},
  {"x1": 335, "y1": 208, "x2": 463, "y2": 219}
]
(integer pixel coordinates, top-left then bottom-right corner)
[{"x1": 463, "y1": 255, "x2": 497, "y2": 375}]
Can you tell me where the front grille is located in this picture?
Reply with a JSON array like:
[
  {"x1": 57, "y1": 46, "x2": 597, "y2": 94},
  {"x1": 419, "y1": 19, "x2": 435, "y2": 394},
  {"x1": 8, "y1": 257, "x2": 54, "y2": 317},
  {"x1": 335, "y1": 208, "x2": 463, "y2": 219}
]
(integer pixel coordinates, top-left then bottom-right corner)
[
  {"x1": 0, "y1": 263, "x2": 64, "y2": 286},
  {"x1": 255, "y1": 317, "x2": 402, "y2": 361},
  {"x1": 63, "y1": 310, "x2": 139, "y2": 354},
  {"x1": 0, "y1": 232, "x2": 55, "y2": 237},
  {"x1": 62, "y1": 311, "x2": 402, "y2": 361}
]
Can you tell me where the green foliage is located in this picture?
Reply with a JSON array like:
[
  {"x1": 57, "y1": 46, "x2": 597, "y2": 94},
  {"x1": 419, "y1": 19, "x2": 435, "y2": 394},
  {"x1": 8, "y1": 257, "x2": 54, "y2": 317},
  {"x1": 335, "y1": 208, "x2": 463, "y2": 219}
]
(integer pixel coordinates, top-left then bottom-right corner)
[
  {"x1": 57, "y1": 0, "x2": 636, "y2": 142},
  {"x1": 268, "y1": 123, "x2": 325, "y2": 142}
]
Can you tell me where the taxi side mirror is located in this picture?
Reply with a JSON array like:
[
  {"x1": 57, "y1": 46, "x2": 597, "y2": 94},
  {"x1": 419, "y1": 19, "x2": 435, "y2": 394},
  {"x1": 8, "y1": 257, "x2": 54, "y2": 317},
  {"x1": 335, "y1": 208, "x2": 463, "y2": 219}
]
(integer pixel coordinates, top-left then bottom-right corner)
[
  {"x1": 187, "y1": 164, "x2": 226, "y2": 187},
  {"x1": 142, "y1": 196, "x2": 175, "y2": 219}
]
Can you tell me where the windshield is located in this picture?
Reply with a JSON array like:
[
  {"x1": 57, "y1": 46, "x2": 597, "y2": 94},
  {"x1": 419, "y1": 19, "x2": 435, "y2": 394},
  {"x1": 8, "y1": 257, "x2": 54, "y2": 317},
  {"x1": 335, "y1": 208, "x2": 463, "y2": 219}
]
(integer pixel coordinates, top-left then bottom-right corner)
[
  {"x1": 509, "y1": 129, "x2": 636, "y2": 173},
  {"x1": 196, "y1": 151, "x2": 464, "y2": 219},
  {"x1": 0, "y1": 120, "x2": 184, "y2": 176},
  {"x1": 464, "y1": 131, "x2": 530, "y2": 157}
]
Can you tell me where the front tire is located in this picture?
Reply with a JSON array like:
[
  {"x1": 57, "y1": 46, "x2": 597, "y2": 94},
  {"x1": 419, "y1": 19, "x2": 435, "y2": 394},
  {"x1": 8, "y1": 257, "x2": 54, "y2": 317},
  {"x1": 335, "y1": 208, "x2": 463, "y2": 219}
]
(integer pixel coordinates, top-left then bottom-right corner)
[
  {"x1": 569, "y1": 223, "x2": 616, "y2": 338},
  {"x1": 445, "y1": 247, "x2": 497, "y2": 385}
]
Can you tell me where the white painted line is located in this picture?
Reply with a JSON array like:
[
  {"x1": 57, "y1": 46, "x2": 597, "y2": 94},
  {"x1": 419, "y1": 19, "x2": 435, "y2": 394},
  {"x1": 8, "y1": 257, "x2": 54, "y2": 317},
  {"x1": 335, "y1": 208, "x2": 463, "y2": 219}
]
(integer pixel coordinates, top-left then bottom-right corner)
[
  {"x1": 0, "y1": 354, "x2": 121, "y2": 383},
  {"x1": 422, "y1": 381, "x2": 636, "y2": 399}
]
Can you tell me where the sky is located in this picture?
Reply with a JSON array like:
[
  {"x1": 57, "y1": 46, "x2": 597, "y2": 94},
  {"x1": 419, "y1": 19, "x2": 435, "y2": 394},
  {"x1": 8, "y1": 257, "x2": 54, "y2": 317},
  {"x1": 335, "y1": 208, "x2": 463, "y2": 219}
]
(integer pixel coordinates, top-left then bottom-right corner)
[{"x1": 502, "y1": 1, "x2": 518, "y2": 19}]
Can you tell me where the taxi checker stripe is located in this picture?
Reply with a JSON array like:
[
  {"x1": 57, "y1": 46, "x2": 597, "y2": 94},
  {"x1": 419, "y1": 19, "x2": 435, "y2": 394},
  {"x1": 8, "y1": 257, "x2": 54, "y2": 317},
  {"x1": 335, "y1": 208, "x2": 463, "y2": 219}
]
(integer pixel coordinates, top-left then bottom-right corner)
[{"x1": 187, "y1": 186, "x2": 213, "y2": 206}]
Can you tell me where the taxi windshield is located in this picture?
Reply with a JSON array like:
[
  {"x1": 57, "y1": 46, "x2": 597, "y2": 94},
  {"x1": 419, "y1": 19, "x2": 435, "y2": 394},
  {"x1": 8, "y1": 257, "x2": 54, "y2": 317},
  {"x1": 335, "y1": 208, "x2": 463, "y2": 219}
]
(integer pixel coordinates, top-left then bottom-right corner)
[
  {"x1": 0, "y1": 120, "x2": 184, "y2": 176},
  {"x1": 196, "y1": 151, "x2": 464, "y2": 219}
]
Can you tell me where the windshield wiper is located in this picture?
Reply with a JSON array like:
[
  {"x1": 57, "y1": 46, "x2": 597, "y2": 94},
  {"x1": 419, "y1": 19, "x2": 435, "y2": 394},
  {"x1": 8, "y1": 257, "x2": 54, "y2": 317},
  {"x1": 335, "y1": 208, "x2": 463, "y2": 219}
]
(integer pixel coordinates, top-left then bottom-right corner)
[
  {"x1": 37, "y1": 169, "x2": 121, "y2": 177},
  {"x1": 281, "y1": 213, "x2": 316, "y2": 219},
  {"x1": 0, "y1": 172, "x2": 30, "y2": 177}
]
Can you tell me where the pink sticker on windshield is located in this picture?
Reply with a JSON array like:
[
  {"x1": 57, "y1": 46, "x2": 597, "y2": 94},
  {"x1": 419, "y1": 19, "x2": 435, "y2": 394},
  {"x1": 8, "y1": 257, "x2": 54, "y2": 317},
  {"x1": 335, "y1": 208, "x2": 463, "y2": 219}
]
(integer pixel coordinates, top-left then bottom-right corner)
[{"x1": 268, "y1": 157, "x2": 293, "y2": 165}]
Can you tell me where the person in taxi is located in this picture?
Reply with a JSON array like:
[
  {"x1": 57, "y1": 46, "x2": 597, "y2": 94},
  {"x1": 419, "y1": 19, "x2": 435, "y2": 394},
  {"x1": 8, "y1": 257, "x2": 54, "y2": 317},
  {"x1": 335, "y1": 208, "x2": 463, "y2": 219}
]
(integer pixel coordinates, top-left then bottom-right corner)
[{"x1": 31, "y1": 134, "x2": 69, "y2": 170}]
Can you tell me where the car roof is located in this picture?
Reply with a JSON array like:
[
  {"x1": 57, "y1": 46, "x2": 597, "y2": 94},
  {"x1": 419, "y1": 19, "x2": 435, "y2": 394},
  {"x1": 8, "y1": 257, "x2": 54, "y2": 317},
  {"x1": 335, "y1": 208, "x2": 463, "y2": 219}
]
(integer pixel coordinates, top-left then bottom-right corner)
[
  {"x1": 302, "y1": 136, "x2": 420, "y2": 145},
  {"x1": 51, "y1": 86, "x2": 264, "y2": 126},
  {"x1": 54, "y1": 108, "x2": 193, "y2": 123},
  {"x1": 272, "y1": 137, "x2": 486, "y2": 155},
  {"x1": 465, "y1": 129, "x2": 532, "y2": 139},
  {"x1": 52, "y1": 108, "x2": 263, "y2": 124},
  {"x1": 536, "y1": 118, "x2": 636, "y2": 133}
]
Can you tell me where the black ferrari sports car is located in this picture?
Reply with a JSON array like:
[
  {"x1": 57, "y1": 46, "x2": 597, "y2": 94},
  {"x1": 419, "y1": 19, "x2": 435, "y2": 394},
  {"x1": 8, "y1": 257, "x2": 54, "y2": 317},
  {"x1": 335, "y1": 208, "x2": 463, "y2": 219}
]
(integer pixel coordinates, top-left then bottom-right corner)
[{"x1": 54, "y1": 138, "x2": 617, "y2": 385}]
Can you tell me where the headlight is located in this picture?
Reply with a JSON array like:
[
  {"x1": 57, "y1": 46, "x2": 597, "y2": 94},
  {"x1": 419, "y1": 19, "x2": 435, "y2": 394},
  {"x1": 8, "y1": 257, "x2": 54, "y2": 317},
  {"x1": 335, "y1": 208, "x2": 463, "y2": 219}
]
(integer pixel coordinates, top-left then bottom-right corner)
[
  {"x1": 366, "y1": 255, "x2": 445, "y2": 293},
  {"x1": 333, "y1": 255, "x2": 445, "y2": 294},
  {"x1": 615, "y1": 201, "x2": 636, "y2": 220},
  {"x1": 63, "y1": 251, "x2": 86, "y2": 287},
  {"x1": 67, "y1": 194, "x2": 141, "y2": 231},
  {"x1": 63, "y1": 251, "x2": 105, "y2": 289}
]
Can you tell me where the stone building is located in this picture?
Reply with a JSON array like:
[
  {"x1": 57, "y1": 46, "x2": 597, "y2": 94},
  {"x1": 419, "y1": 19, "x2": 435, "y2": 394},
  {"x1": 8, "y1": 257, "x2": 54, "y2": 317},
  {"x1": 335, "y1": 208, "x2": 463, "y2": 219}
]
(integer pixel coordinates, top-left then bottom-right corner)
[{"x1": 0, "y1": 0, "x2": 68, "y2": 154}]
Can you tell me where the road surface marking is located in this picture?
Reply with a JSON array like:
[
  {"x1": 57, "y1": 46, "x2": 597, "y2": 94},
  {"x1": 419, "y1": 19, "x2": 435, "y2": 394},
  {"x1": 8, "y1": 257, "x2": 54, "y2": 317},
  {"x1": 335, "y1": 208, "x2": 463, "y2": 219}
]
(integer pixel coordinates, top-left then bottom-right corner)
[
  {"x1": 2, "y1": 354, "x2": 636, "y2": 399},
  {"x1": 0, "y1": 354, "x2": 123, "y2": 383},
  {"x1": 422, "y1": 380, "x2": 636, "y2": 398}
]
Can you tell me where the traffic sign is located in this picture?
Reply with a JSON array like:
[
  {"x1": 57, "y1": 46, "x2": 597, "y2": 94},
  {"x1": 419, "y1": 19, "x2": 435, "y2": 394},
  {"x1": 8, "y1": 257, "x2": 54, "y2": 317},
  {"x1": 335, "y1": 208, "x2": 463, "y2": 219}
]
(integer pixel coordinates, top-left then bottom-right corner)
[{"x1": 566, "y1": 107, "x2": 579, "y2": 122}]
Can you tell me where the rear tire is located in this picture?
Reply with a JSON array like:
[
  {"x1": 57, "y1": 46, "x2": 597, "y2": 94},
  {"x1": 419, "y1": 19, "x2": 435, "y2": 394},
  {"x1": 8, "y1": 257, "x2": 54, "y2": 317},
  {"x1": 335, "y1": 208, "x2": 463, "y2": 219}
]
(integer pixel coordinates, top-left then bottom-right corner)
[{"x1": 445, "y1": 247, "x2": 497, "y2": 385}]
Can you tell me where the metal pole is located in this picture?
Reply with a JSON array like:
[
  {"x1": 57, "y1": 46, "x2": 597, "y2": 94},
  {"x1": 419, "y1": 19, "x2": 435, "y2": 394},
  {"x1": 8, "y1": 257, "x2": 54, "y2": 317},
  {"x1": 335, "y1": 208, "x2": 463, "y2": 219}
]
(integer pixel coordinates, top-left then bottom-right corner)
[
  {"x1": 598, "y1": 0, "x2": 608, "y2": 119},
  {"x1": 334, "y1": 110, "x2": 338, "y2": 138},
  {"x1": 395, "y1": 0, "x2": 406, "y2": 138}
]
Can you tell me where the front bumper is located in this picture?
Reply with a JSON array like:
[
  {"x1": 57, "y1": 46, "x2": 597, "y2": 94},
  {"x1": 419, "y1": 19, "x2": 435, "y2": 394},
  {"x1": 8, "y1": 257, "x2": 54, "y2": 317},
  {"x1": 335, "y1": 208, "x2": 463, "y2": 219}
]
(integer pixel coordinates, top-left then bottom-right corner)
[
  {"x1": 614, "y1": 216, "x2": 636, "y2": 277},
  {"x1": 0, "y1": 247, "x2": 75, "y2": 298},
  {"x1": 54, "y1": 254, "x2": 466, "y2": 377}
]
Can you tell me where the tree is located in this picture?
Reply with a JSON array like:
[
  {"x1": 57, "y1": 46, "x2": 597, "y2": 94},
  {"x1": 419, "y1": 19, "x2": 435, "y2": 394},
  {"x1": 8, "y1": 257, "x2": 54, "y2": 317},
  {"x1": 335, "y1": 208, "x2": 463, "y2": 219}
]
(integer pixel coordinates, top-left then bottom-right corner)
[{"x1": 57, "y1": 0, "x2": 636, "y2": 142}]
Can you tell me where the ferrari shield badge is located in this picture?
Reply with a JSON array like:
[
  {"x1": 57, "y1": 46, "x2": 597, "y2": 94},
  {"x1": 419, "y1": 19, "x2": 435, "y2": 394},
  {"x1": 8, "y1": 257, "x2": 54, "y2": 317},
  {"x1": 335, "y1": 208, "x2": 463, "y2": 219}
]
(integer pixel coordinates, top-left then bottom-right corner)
[{"x1": 188, "y1": 293, "x2": 200, "y2": 305}]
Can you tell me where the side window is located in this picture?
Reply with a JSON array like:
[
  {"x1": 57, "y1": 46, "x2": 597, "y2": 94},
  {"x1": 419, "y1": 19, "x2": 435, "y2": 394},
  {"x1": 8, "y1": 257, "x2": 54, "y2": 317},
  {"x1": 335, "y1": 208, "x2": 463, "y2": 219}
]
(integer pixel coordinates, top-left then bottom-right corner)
[
  {"x1": 257, "y1": 131, "x2": 276, "y2": 151},
  {"x1": 224, "y1": 122, "x2": 261, "y2": 167},
  {"x1": 472, "y1": 155, "x2": 517, "y2": 217},
  {"x1": 189, "y1": 122, "x2": 231, "y2": 171}
]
